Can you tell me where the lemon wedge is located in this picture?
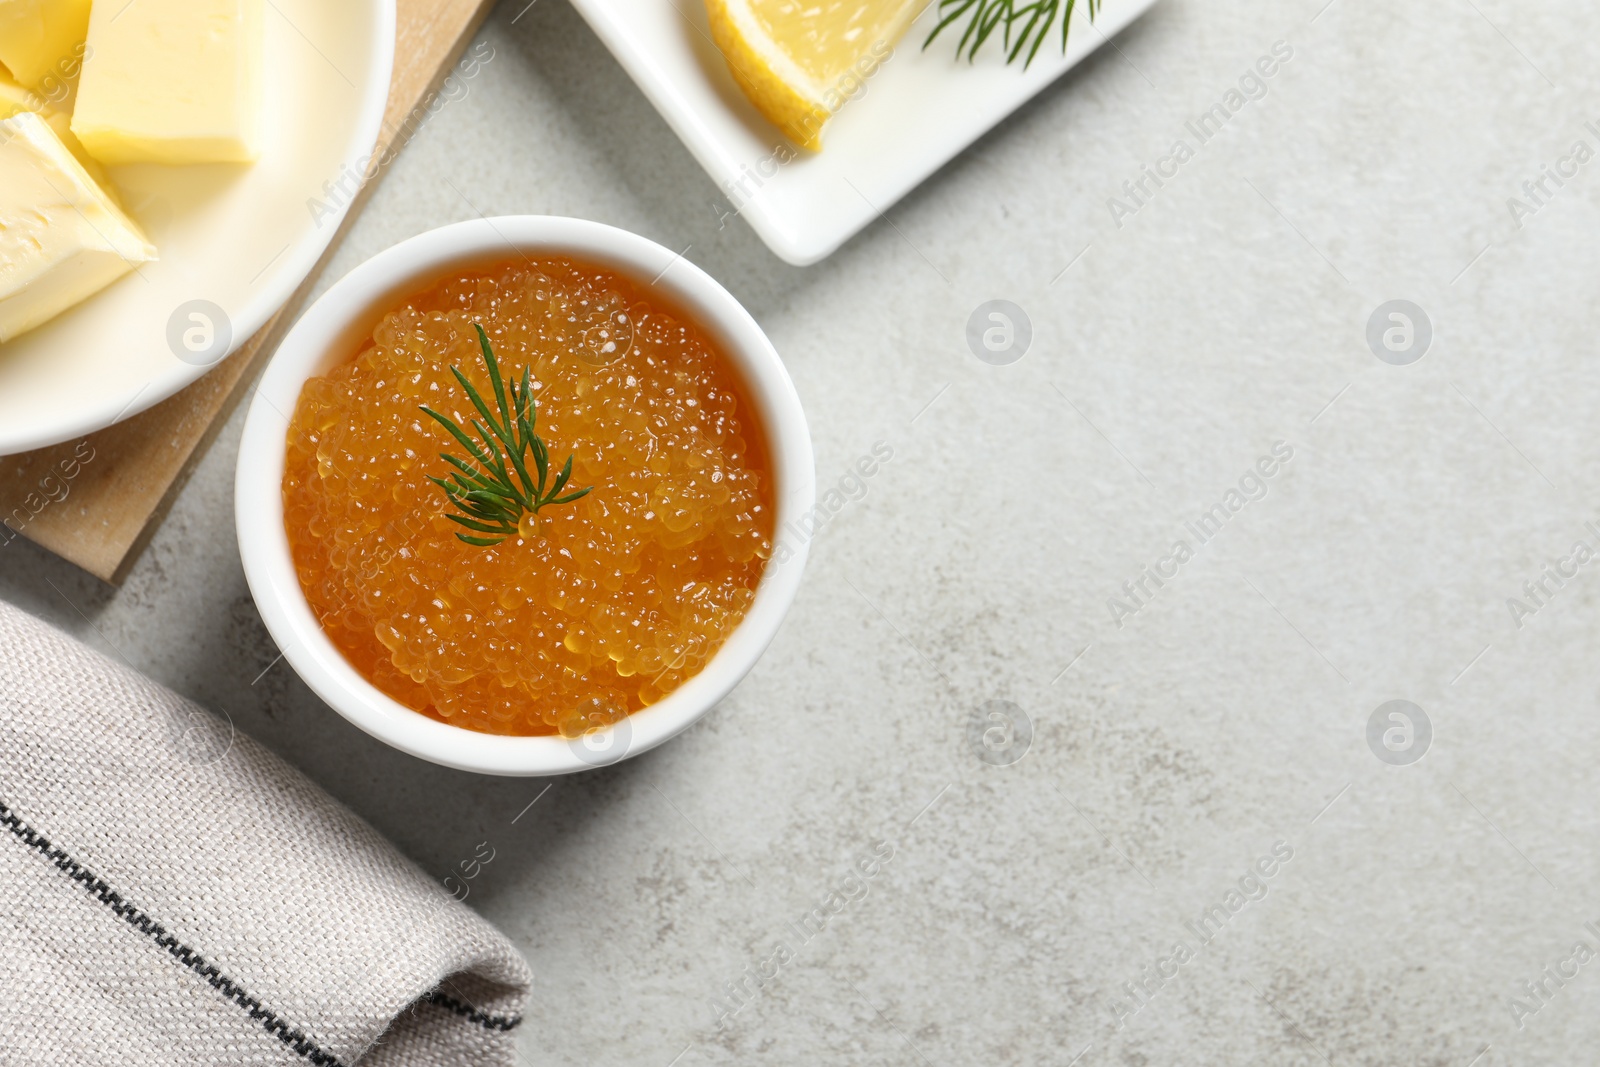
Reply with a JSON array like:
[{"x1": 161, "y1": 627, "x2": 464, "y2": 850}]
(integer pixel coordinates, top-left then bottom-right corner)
[{"x1": 706, "y1": 0, "x2": 924, "y2": 151}]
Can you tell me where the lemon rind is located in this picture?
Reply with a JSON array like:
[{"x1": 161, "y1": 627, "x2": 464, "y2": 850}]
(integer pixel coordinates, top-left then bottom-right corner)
[{"x1": 707, "y1": 0, "x2": 832, "y2": 152}]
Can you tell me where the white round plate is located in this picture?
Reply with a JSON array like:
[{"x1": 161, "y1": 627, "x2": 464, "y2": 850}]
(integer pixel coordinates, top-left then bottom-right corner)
[{"x1": 0, "y1": 0, "x2": 396, "y2": 456}]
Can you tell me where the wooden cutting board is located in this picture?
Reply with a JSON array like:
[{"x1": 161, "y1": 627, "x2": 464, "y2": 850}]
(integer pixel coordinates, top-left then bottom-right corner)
[{"x1": 0, "y1": 0, "x2": 498, "y2": 584}]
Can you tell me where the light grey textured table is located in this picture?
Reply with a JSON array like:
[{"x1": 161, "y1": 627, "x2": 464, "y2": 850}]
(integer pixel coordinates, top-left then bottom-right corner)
[{"x1": 4, "y1": 0, "x2": 1598, "y2": 1063}]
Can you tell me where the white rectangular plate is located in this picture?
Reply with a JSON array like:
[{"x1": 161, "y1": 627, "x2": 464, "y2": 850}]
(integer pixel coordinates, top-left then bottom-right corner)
[{"x1": 567, "y1": 0, "x2": 1160, "y2": 265}]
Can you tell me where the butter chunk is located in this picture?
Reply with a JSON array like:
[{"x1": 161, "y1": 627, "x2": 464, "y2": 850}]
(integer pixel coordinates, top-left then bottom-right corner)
[
  {"x1": 0, "y1": 65, "x2": 106, "y2": 186},
  {"x1": 0, "y1": 112, "x2": 157, "y2": 343},
  {"x1": 0, "y1": 0, "x2": 91, "y2": 90},
  {"x1": 0, "y1": 62, "x2": 41, "y2": 115},
  {"x1": 72, "y1": 0, "x2": 263, "y2": 165}
]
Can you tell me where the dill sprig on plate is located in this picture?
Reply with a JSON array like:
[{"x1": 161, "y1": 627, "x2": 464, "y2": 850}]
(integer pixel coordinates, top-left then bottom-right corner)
[
  {"x1": 925, "y1": 0, "x2": 1101, "y2": 67},
  {"x1": 421, "y1": 324, "x2": 592, "y2": 546}
]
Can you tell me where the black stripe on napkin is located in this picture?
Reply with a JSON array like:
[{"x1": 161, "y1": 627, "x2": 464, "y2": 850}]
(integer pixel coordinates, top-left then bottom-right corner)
[
  {"x1": 422, "y1": 988, "x2": 523, "y2": 1032},
  {"x1": 0, "y1": 796, "x2": 347, "y2": 1066}
]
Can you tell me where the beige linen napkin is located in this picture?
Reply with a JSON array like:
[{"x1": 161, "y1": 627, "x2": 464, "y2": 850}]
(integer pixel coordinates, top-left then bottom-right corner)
[{"x1": 0, "y1": 599, "x2": 531, "y2": 1066}]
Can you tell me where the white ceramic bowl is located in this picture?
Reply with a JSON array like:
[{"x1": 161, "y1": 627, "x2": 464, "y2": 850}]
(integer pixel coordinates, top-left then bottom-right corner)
[{"x1": 235, "y1": 217, "x2": 813, "y2": 775}]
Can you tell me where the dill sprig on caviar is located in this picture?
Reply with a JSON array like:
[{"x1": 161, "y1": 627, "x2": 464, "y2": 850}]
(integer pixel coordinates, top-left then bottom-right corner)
[
  {"x1": 421, "y1": 324, "x2": 592, "y2": 546},
  {"x1": 925, "y1": 0, "x2": 1100, "y2": 67}
]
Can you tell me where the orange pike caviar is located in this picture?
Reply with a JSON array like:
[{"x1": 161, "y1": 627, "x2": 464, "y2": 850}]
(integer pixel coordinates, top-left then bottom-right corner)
[{"x1": 282, "y1": 257, "x2": 774, "y2": 737}]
